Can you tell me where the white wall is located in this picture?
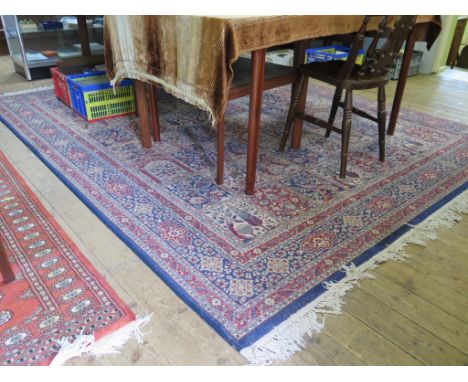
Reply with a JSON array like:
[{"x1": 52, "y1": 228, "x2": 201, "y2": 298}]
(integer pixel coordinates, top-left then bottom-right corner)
[{"x1": 418, "y1": 16, "x2": 458, "y2": 74}]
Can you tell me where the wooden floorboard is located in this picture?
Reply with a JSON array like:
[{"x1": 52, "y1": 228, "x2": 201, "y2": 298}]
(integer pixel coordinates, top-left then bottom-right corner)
[
  {"x1": 283, "y1": 330, "x2": 367, "y2": 366},
  {"x1": 310, "y1": 311, "x2": 422, "y2": 365},
  {"x1": 343, "y1": 288, "x2": 468, "y2": 365},
  {"x1": 0, "y1": 56, "x2": 467, "y2": 365},
  {"x1": 358, "y1": 270, "x2": 468, "y2": 355},
  {"x1": 374, "y1": 261, "x2": 468, "y2": 324}
]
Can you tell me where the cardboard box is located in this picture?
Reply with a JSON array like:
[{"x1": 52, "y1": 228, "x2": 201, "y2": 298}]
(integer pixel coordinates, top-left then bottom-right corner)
[{"x1": 266, "y1": 49, "x2": 294, "y2": 67}]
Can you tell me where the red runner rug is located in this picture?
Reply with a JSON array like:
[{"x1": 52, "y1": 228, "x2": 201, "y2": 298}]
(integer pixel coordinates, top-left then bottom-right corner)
[{"x1": 0, "y1": 150, "x2": 135, "y2": 365}]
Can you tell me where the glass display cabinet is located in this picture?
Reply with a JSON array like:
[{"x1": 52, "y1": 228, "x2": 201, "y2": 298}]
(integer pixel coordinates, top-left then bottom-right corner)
[{"x1": 1, "y1": 15, "x2": 104, "y2": 80}]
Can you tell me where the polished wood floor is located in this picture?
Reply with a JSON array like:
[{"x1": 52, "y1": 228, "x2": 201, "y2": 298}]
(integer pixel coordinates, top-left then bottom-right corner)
[{"x1": 0, "y1": 56, "x2": 467, "y2": 365}]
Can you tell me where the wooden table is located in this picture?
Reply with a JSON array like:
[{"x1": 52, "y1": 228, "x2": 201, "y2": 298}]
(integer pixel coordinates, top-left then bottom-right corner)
[
  {"x1": 118, "y1": 16, "x2": 439, "y2": 195},
  {"x1": 55, "y1": 16, "x2": 105, "y2": 71}
]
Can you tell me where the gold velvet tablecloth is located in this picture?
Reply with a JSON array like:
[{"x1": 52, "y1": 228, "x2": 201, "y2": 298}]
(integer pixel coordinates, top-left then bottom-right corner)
[{"x1": 104, "y1": 16, "x2": 440, "y2": 125}]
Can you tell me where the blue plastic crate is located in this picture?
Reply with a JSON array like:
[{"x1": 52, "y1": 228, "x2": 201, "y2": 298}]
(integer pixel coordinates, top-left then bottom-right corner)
[
  {"x1": 306, "y1": 45, "x2": 364, "y2": 64},
  {"x1": 67, "y1": 71, "x2": 135, "y2": 122}
]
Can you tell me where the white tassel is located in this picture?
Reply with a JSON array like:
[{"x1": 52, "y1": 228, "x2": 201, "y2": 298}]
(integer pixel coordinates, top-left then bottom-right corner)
[
  {"x1": 50, "y1": 313, "x2": 152, "y2": 366},
  {"x1": 313, "y1": 264, "x2": 375, "y2": 314},
  {"x1": 240, "y1": 309, "x2": 324, "y2": 366},
  {"x1": 241, "y1": 190, "x2": 467, "y2": 365}
]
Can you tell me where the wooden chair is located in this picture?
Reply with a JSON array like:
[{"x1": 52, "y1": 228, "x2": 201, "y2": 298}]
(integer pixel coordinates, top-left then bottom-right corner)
[
  {"x1": 279, "y1": 16, "x2": 417, "y2": 178},
  {"x1": 0, "y1": 237, "x2": 15, "y2": 284}
]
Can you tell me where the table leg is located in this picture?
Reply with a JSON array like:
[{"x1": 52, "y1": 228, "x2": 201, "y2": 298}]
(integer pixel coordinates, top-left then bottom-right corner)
[
  {"x1": 245, "y1": 49, "x2": 266, "y2": 195},
  {"x1": 216, "y1": 115, "x2": 225, "y2": 185},
  {"x1": 134, "y1": 80, "x2": 153, "y2": 148},
  {"x1": 0, "y1": 238, "x2": 15, "y2": 284},
  {"x1": 149, "y1": 84, "x2": 161, "y2": 142},
  {"x1": 387, "y1": 25, "x2": 417, "y2": 136},
  {"x1": 77, "y1": 16, "x2": 91, "y2": 57},
  {"x1": 291, "y1": 40, "x2": 308, "y2": 150}
]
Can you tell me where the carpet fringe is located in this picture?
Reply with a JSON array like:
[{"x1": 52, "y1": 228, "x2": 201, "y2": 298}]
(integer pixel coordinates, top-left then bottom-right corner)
[
  {"x1": 50, "y1": 313, "x2": 152, "y2": 366},
  {"x1": 240, "y1": 190, "x2": 468, "y2": 365},
  {"x1": 1, "y1": 85, "x2": 54, "y2": 97}
]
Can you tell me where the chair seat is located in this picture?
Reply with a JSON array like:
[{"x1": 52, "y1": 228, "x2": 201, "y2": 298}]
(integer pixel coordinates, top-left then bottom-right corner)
[
  {"x1": 300, "y1": 61, "x2": 389, "y2": 90},
  {"x1": 229, "y1": 57, "x2": 297, "y2": 100}
]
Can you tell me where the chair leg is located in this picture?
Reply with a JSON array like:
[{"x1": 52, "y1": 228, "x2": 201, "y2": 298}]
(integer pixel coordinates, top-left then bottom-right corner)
[
  {"x1": 290, "y1": 75, "x2": 309, "y2": 150},
  {"x1": 326, "y1": 87, "x2": 343, "y2": 137},
  {"x1": 340, "y1": 89, "x2": 353, "y2": 178},
  {"x1": 377, "y1": 85, "x2": 386, "y2": 162},
  {"x1": 279, "y1": 74, "x2": 307, "y2": 151},
  {"x1": 216, "y1": 116, "x2": 225, "y2": 185}
]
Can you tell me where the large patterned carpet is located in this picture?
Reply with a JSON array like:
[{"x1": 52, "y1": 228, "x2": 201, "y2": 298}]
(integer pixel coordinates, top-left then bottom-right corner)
[
  {"x1": 0, "y1": 150, "x2": 135, "y2": 365},
  {"x1": 0, "y1": 85, "x2": 466, "y2": 352}
]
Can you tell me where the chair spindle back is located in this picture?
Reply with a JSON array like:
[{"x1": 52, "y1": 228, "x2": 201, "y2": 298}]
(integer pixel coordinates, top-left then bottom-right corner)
[
  {"x1": 336, "y1": 15, "x2": 417, "y2": 81},
  {"x1": 359, "y1": 15, "x2": 417, "y2": 78}
]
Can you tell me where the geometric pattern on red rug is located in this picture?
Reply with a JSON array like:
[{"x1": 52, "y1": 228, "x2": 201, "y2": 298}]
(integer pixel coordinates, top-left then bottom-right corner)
[
  {"x1": 0, "y1": 150, "x2": 135, "y2": 366},
  {"x1": 0, "y1": 86, "x2": 466, "y2": 351}
]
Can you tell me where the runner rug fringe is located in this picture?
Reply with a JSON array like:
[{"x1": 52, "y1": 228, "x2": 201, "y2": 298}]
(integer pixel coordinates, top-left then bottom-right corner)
[
  {"x1": 240, "y1": 191, "x2": 468, "y2": 365},
  {"x1": 0, "y1": 149, "x2": 145, "y2": 365},
  {"x1": 50, "y1": 313, "x2": 152, "y2": 366},
  {"x1": 0, "y1": 85, "x2": 54, "y2": 97}
]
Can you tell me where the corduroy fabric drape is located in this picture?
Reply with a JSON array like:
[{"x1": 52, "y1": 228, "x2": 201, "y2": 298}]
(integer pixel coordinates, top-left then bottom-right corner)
[{"x1": 104, "y1": 16, "x2": 440, "y2": 125}]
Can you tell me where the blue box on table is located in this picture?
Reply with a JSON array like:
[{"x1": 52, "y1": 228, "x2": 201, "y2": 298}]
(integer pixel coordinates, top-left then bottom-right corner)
[{"x1": 306, "y1": 45, "x2": 364, "y2": 64}]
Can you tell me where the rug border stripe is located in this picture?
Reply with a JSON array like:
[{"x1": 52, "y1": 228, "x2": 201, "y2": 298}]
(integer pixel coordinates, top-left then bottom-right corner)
[
  {"x1": 0, "y1": 112, "x2": 242, "y2": 348},
  {"x1": 1, "y1": 104, "x2": 466, "y2": 352},
  {"x1": 236, "y1": 182, "x2": 467, "y2": 348}
]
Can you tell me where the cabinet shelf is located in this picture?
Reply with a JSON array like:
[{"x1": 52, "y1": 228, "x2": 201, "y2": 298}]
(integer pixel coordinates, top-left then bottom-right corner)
[
  {"x1": 1, "y1": 15, "x2": 104, "y2": 80},
  {"x1": 19, "y1": 26, "x2": 103, "y2": 36}
]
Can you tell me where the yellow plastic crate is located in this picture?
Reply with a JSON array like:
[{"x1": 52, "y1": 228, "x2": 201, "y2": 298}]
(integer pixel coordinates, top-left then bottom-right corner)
[{"x1": 67, "y1": 72, "x2": 135, "y2": 122}]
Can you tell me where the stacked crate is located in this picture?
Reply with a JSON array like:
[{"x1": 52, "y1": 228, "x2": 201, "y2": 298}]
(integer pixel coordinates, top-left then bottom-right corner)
[{"x1": 50, "y1": 67, "x2": 135, "y2": 122}]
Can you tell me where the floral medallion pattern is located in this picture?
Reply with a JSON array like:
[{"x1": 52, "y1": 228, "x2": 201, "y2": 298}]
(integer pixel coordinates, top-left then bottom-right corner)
[{"x1": 0, "y1": 85, "x2": 466, "y2": 349}]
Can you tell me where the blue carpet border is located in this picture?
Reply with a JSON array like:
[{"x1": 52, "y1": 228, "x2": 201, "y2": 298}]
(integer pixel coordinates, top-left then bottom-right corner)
[{"x1": 1, "y1": 105, "x2": 466, "y2": 352}]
